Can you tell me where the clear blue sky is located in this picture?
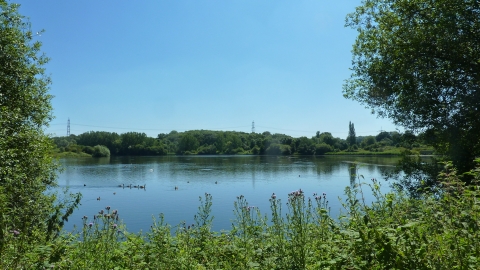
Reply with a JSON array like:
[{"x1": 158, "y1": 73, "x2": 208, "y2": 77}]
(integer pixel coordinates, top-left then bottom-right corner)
[{"x1": 17, "y1": 0, "x2": 399, "y2": 139}]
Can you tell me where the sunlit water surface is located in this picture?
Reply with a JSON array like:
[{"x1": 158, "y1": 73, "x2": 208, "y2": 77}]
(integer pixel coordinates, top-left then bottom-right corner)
[{"x1": 57, "y1": 155, "x2": 399, "y2": 233}]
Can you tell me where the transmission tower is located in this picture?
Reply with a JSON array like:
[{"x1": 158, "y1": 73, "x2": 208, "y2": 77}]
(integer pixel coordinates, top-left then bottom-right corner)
[
  {"x1": 252, "y1": 121, "x2": 255, "y2": 133},
  {"x1": 67, "y1": 118, "x2": 70, "y2": 136}
]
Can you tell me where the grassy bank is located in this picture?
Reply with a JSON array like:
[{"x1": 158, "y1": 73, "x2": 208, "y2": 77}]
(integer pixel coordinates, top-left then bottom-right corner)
[{"x1": 50, "y1": 151, "x2": 92, "y2": 158}]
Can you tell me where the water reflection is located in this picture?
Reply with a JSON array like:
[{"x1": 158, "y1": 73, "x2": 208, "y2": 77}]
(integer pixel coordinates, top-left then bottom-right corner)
[
  {"x1": 349, "y1": 162, "x2": 357, "y2": 184},
  {"x1": 57, "y1": 155, "x2": 399, "y2": 233}
]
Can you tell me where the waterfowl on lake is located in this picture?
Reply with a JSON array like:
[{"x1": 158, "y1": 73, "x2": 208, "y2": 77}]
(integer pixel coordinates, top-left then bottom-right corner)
[
  {"x1": 113, "y1": 192, "x2": 116, "y2": 195},
  {"x1": 84, "y1": 184, "x2": 86, "y2": 186},
  {"x1": 139, "y1": 185, "x2": 145, "y2": 189},
  {"x1": 215, "y1": 181, "x2": 218, "y2": 184},
  {"x1": 174, "y1": 186, "x2": 178, "y2": 190},
  {"x1": 97, "y1": 197, "x2": 100, "y2": 201}
]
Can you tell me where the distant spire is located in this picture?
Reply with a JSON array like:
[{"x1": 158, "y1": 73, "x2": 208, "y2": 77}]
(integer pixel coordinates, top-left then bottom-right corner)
[
  {"x1": 252, "y1": 121, "x2": 255, "y2": 133},
  {"x1": 67, "y1": 118, "x2": 70, "y2": 136}
]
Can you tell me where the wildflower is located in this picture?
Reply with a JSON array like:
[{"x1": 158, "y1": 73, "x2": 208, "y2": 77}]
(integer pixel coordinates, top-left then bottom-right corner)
[
  {"x1": 82, "y1": 215, "x2": 88, "y2": 220},
  {"x1": 271, "y1": 193, "x2": 276, "y2": 199},
  {"x1": 88, "y1": 223, "x2": 93, "y2": 227},
  {"x1": 112, "y1": 224, "x2": 117, "y2": 228},
  {"x1": 12, "y1": 230, "x2": 20, "y2": 236},
  {"x1": 105, "y1": 206, "x2": 111, "y2": 211}
]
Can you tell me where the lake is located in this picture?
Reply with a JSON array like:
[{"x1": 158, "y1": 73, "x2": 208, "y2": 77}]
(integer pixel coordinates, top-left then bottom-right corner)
[{"x1": 57, "y1": 155, "x2": 399, "y2": 233}]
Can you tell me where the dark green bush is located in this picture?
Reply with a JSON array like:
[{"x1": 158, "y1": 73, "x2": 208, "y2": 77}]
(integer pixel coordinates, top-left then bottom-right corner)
[
  {"x1": 82, "y1": 146, "x2": 95, "y2": 155},
  {"x1": 315, "y1": 143, "x2": 333, "y2": 155},
  {"x1": 92, "y1": 145, "x2": 110, "y2": 157}
]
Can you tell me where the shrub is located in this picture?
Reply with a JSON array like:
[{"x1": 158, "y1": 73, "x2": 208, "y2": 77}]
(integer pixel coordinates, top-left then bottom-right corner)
[
  {"x1": 197, "y1": 145, "x2": 217, "y2": 155},
  {"x1": 92, "y1": 145, "x2": 110, "y2": 157},
  {"x1": 83, "y1": 146, "x2": 95, "y2": 155},
  {"x1": 315, "y1": 143, "x2": 333, "y2": 155}
]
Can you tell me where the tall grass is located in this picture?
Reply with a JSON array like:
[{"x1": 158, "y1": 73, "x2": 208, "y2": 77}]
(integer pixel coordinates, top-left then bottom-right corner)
[{"x1": 2, "y1": 160, "x2": 480, "y2": 269}]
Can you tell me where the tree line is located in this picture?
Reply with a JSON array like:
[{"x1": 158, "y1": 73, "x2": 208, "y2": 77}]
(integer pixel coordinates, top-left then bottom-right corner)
[{"x1": 51, "y1": 127, "x2": 427, "y2": 156}]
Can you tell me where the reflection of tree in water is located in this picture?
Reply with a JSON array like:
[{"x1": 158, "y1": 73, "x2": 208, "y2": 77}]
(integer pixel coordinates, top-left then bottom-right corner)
[
  {"x1": 316, "y1": 163, "x2": 335, "y2": 175},
  {"x1": 377, "y1": 165, "x2": 397, "y2": 180},
  {"x1": 349, "y1": 163, "x2": 357, "y2": 184},
  {"x1": 251, "y1": 168, "x2": 255, "y2": 188},
  {"x1": 366, "y1": 164, "x2": 375, "y2": 175},
  {"x1": 315, "y1": 161, "x2": 342, "y2": 176}
]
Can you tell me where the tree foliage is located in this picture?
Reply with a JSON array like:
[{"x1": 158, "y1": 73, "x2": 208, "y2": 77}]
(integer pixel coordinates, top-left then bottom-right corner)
[
  {"x1": 92, "y1": 145, "x2": 110, "y2": 157},
  {"x1": 0, "y1": 0, "x2": 80, "y2": 258},
  {"x1": 347, "y1": 121, "x2": 356, "y2": 146},
  {"x1": 343, "y1": 0, "x2": 480, "y2": 172},
  {"x1": 53, "y1": 127, "x2": 430, "y2": 157}
]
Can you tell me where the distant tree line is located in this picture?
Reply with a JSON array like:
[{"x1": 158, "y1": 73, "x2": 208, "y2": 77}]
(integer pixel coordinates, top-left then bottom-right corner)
[{"x1": 51, "y1": 127, "x2": 428, "y2": 156}]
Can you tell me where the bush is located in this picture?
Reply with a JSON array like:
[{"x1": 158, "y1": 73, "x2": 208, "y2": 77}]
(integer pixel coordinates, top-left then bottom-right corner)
[
  {"x1": 83, "y1": 146, "x2": 95, "y2": 155},
  {"x1": 315, "y1": 143, "x2": 333, "y2": 155},
  {"x1": 266, "y1": 143, "x2": 282, "y2": 155},
  {"x1": 147, "y1": 145, "x2": 167, "y2": 155},
  {"x1": 197, "y1": 145, "x2": 217, "y2": 155},
  {"x1": 280, "y1": 144, "x2": 292, "y2": 155},
  {"x1": 92, "y1": 145, "x2": 110, "y2": 157}
]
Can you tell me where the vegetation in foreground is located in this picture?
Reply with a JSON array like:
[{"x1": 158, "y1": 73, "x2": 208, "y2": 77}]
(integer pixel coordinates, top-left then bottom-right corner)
[{"x1": 2, "y1": 160, "x2": 480, "y2": 269}]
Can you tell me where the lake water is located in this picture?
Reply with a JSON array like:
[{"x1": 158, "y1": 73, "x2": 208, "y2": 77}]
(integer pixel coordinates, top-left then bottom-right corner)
[{"x1": 57, "y1": 155, "x2": 399, "y2": 233}]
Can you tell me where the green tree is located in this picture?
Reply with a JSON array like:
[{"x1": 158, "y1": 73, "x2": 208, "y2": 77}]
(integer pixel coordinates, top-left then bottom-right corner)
[
  {"x1": 92, "y1": 145, "x2": 110, "y2": 157},
  {"x1": 343, "y1": 0, "x2": 480, "y2": 173},
  {"x1": 375, "y1": 131, "x2": 391, "y2": 143},
  {"x1": 315, "y1": 143, "x2": 333, "y2": 155},
  {"x1": 120, "y1": 132, "x2": 147, "y2": 154},
  {"x1": 297, "y1": 137, "x2": 315, "y2": 155},
  {"x1": 0, "y1": 0, "x2": 80, "y2": 260},
  {"x1": 347, "y1": 121, "x2": 356, "y2": 146},
  {"x1": 77, "y1": 131, "x2": 120, "y2": 150},
  {"x1": 361, "y1": 136, "x2": 376, "y2": 148},
  {"x1": 178, "y1": 133, "x2": 199, "y2": 154}
]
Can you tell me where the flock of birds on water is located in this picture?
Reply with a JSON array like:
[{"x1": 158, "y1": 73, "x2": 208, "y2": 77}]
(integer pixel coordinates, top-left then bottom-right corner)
[
  {"x1": 82, "y1": 165, "x2": 222, "y2": 201},
  {"x1": 81, "y1": 164, "x2": 302, "y2": 201}
]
